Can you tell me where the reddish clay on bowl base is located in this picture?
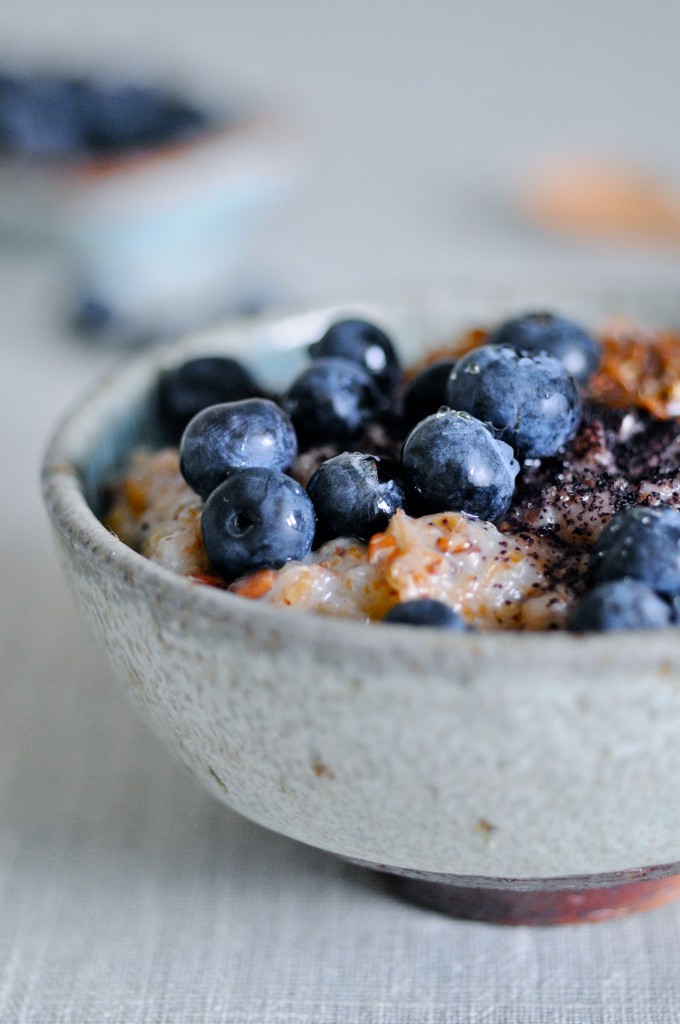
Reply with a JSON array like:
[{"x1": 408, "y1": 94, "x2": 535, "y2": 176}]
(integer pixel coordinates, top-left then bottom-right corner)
[{"x1": 383, "y1": 872, "x2": 680, "y2": 925}]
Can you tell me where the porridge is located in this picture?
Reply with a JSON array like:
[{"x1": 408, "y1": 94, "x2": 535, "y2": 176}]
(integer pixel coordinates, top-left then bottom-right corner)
[{"x1": 105, "y1": 313, "x2": 680, "y2": 632}]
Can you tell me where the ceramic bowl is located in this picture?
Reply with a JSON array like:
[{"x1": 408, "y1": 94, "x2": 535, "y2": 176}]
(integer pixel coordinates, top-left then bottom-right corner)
[{"x1": 42, "y1": 282, "x2": 680, "y2": 924}]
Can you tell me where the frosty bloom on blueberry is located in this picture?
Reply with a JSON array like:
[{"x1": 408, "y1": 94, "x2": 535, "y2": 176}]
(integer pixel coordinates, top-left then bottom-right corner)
[
  {"x1": 306, "y1": 452, "x2": 405, "y2": 543},
  {"x1": 309, "y1": 318, "x2": 401, "y2": 399},
  {"x1": 446, "y1": 344, "x2": 581, "y2": 458},
  {"x1": 281, "y1": 357, "x2": 382, "y2": 447},
  {"x1": 159, "y1": 356, "x2": 261, "y2": 441},
  {"x1": 568, "y1": 580, "x2": 671, "y2": 632},
  {"x1": 591, "y1": 505, "x2": 680, "y2": 597},
  {"x1": 401, "y1": 409, "x2": 519, "y2": 520},
  {"x1": 487, "y1": 311, "x2": 600, "y2": 383},
  {"x1": 201, "y1": 467, "x2": 316, "y2": 579},
  {"x1": 180, "y1": 398, "x2": 297, "y2": 500}
]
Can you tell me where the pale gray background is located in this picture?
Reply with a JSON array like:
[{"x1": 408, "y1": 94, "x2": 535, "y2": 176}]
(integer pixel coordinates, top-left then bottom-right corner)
[{"x1": 3, "y1": 2, "x2": 680, "y2": 1021}]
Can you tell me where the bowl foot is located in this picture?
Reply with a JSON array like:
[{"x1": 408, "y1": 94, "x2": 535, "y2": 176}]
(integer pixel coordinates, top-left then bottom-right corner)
[{"x1": 385, "y1": 872, "x2": 680, "y2": 925}]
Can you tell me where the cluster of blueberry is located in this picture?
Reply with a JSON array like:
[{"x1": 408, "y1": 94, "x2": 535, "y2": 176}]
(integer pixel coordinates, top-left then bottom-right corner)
[
  {"x1": 0, "y1": 70, "x2": 213, "y2": 159},
  {"x1": 157, "y1": 313, "x2": 680, "y2": 632},
  {"x1": 568, "y1": 508, "x2": 680, "y2": 632},
  {"x1": 165, "y1": 320, "x2": 405, "y2": 582}
]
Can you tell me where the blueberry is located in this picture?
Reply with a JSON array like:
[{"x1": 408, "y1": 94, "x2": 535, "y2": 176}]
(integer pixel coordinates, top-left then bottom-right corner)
[
  {"x1": 77, "y1": 79, "x2": 210, "y2": 154},
  {"x1": 401, "y1": 359, "x2": 456, "y2": 430},
  {"x1": 159, "y1": 357, "x2": 260, "y2": 440},
  {"x1": 568, "y1": 580, "x2": 671, "y2": 632},
  {"x1": 0, "y1": 73, "x2": 84, "y2": 157},
  {"x1": 309, "y1": 319, "x2": 400, "y2": 397},
  {"x1": 0, "y1": 71, "x2": 212, "y2": 159},
  {"x1": 383, "y1": 599, "x2": 466, "y2": 629},
  {"x1": 307, "y1": 452, "x2": 405, "y2": 542},
  {"x1": 487, "y1": 311, "x2": 600, "y2": 383},
  {"x1": 591, "y1": 505, "x2": 680, "y2": 597},
  {"x1": 446, "y1": 344, "x2": 581, "y2": 458},
  {"x1": 401, "y1": 409, "x2": 519, "y2": 520},
  {"x1": 180, "y1": 398, "x2": 297, "y2": 499},
  {"x1": 72, "y1": 296, "x2": 116, "y2": 336},
  {"x1": 281, "y1": 357, "x2": 382, "y2": 448},
  {"x1": 201, "y1": 467, "x2": 315, "y2": 579}
]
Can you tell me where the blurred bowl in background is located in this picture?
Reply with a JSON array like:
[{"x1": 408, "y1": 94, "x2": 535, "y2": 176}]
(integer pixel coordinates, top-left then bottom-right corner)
[
  {"x1": 520, "y1": 157, "x2": 680, "y2": 248},
  {"x1": 0, "y1": 70, "x2": 301, "y2": 342}
]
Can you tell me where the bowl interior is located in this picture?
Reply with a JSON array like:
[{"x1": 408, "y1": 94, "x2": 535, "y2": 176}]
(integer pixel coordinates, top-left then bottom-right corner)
[{"x1": 66, "y1": 278, "x2": 680, "y2": 505}]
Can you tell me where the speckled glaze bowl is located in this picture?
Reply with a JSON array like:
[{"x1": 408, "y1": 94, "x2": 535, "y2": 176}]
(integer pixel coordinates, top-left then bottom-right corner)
[{"x1": 42, "y1": 282, "x2": 680, "y2": 924}]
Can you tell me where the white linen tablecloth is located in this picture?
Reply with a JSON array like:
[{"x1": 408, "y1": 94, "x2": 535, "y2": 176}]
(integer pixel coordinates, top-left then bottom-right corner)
[
  {"x1": 4, "y1": 2, "x2": 680, "y2": 1017},
  {"x1": 3, "y1": 248, "x2": 680, "y2": 1024},
  {"x1": 4, "y1": 561, "x2": 680, "y2": 1024}
]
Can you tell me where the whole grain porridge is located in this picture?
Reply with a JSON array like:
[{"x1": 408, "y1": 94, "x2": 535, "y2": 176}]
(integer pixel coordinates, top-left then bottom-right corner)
[{"x1": 105, "y1": 312, "x2": 680, "y2": 632}]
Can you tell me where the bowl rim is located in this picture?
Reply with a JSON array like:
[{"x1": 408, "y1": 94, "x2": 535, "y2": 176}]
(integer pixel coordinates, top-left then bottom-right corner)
[{"x1": 41, "y1": 279, "x2": 680, "y2": 665}]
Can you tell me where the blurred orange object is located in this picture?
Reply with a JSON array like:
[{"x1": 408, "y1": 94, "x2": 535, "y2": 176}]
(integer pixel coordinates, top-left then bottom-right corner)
[{"x1": 522, "y1": 158, "x2": 680, "y2": 245}]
